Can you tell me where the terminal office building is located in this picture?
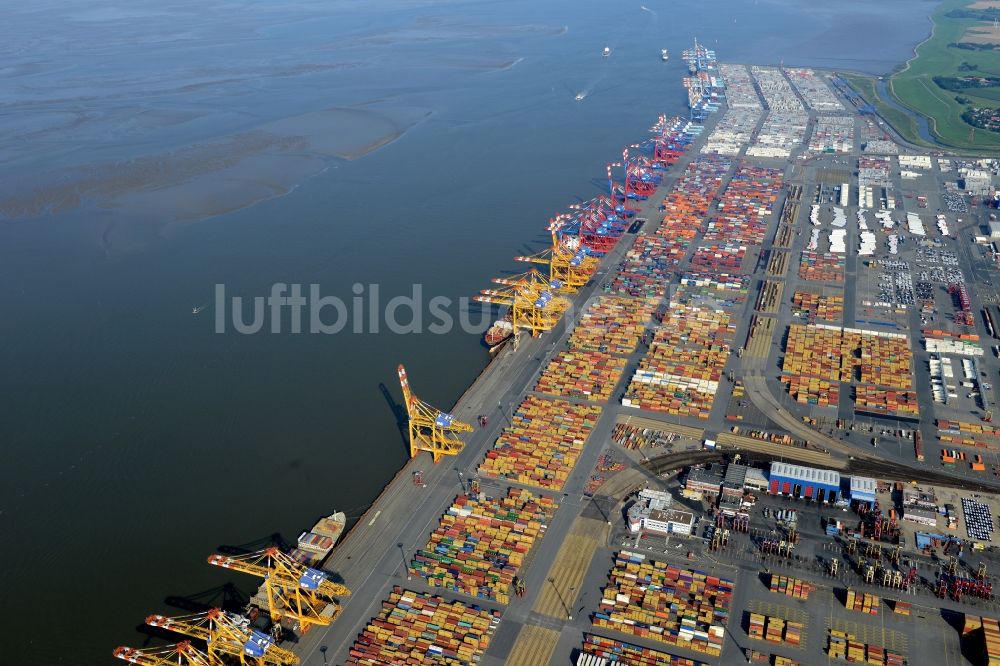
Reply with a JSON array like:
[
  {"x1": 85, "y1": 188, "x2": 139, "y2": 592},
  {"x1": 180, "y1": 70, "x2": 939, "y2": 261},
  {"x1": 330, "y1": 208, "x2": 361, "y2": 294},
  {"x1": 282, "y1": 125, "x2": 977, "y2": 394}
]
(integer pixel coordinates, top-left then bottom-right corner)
[{"x1": 768, "y1": 462, "x2": 840, "y2": 503}]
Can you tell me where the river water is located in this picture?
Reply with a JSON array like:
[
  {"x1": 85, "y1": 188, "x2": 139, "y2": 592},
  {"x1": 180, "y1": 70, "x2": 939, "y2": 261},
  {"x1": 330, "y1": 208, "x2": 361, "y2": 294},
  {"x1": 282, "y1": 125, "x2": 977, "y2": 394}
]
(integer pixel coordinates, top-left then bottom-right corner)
[{"x1": 0, "y1": 0, "x2": 935, "y2": 662}]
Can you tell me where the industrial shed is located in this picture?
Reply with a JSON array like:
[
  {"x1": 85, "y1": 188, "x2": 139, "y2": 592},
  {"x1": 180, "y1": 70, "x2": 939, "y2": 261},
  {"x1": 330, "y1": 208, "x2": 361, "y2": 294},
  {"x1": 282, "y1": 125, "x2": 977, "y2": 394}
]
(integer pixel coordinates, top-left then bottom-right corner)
[
  {"x1": 848, "y1": 476, "x2": 877, "y2": 507},
  {"x1": 768, "y1": 462, "x2": 840, "y2": 503}
]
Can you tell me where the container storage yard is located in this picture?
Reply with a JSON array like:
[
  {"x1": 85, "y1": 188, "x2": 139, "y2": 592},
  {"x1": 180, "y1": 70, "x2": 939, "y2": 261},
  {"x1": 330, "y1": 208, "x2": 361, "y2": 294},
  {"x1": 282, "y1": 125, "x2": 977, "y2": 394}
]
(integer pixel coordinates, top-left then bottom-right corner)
[
  {"x1": 746, "y1": 66, "x2": 808, "y2": 158},
  {"x1": 409, "y1": 489, "x2": 556, "y2": 603},
  {"x1": 568, "y1": 296, "x2": 657, "y2": 355},
  {"x1": 346, "y1": 587, "x2": 500, "y2": 665},
  {"x1": 609, "y1": 236, "x2": 687, "y2": 297},
  {"x1": 593, "y1": 552, "x2": 732, "y2": 658},
  {"x1": 798, "y1": 251, "x2": 845, "y2": 282},
  {"x1": 478, "y1": 395, "x2": 601, "y2": 490},
  {"x1": 623, "y1": 303, "x2": 734, "y2": 418},
  {"x1": 791, "y1": 290, "x2": 844, "y2": 322},
  {"x1": 534, "y1": 350, "x2": 628, "y2": 402},
  {"x1": 782, "y1": 68, "x2": 845, "y2": 112},
  {"x1": 578, "y1": 634, "x2": 710, "y2": 666}
]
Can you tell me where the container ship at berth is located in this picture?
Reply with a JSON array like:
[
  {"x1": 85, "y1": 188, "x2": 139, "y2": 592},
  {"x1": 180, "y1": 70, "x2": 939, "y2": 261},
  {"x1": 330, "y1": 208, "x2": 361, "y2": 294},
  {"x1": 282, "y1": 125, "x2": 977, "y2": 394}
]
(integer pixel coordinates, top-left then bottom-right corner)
[
  {"x1": 288, "y1": 511, "x2": 346, "y2": 566},
  {"x1": 681, "y1": 38, "x2": 724, "y2": 121},
  {"x1": 484, "y1": 317, "x2": 514, "y2": 352}
]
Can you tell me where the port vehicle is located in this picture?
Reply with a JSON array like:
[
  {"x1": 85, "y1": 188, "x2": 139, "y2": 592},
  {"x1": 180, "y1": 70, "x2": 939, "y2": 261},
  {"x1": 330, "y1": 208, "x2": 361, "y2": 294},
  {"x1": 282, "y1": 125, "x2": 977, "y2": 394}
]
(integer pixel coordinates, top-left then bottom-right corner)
[{"x1": 603, "y1": 47, "x2": 610, "y2": 57}]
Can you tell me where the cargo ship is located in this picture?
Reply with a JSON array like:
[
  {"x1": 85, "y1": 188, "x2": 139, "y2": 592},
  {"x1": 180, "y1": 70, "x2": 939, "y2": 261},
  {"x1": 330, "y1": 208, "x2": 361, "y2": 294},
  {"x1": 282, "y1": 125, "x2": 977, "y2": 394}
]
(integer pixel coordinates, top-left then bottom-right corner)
[
  {"x1": 485, "y1": 317, "x2": 514, "y2": 353},
  {"x1": 287, "y1": 511, "x2": 346, "y2": 566}
]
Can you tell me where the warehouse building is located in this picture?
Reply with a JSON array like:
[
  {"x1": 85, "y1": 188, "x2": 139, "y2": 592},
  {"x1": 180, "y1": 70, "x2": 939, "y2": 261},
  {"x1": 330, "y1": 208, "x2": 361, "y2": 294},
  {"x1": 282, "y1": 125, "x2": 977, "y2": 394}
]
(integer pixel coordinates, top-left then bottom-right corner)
[
  {"x1": 626, "y1": 488, "x2": 694, "y2": 535},
  {"x1": 962, "y1": 168, "x2": 992, "y2": 196},
  {"x1": 627, "y1": 505, "x2": 694, "y2": 535},
  {"x1": 745, "y1": 467, "x2": 769, "y2": 492},
  {"x1": 989, "y1": 219, "x2": 1000, "y2": 240},
  {"x1": 636, "y1": 488, "x2": 672, "y2": 511},
  {"x1": 684, "y1": 465, "x2": 724, "y2": 500},
  {"x1": 848, "y1": 476, "x2": 877, "y2": 507},
  {"x1": 643, "y1": 508, "x2": 694, "y2": 536},
  {"x1": 902, "y1": 488, "x2": 937, "y2": 511},
  {"x1": 768, "y1": 462, "x2": 840, "y2": 502},
  {"x1": 720, "y1": 464, "x2": 749, "y2": 515},
  {"x1": 903, "y1": 506, "x2": 938, "y2": 527}
]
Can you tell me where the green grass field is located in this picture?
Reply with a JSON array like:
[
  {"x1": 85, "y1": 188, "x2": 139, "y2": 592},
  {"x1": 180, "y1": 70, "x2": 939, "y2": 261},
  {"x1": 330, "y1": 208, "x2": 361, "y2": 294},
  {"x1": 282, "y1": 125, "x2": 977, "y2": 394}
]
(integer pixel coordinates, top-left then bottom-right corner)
[
  {"x1": 888, "y1": 0, "x2": 1000, "y2": 150},
  {"x1": 837, "y1": 73, "x2": 936, "y2": 150}
]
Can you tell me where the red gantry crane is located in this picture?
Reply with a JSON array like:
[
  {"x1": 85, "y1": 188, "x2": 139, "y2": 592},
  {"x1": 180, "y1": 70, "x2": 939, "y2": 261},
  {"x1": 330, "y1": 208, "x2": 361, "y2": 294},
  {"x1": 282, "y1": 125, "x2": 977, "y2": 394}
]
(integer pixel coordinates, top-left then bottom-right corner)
[{"x1": 622, "y1": 146, "x2": 661, "y2": 200}]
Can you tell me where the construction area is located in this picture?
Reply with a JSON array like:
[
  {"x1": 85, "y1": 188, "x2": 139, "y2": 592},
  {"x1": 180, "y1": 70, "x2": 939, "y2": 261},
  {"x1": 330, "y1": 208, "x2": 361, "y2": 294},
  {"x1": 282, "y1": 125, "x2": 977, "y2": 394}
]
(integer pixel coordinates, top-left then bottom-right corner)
[{"x1": 108, "y1": 45, "x2": 1000, "y2": 666}]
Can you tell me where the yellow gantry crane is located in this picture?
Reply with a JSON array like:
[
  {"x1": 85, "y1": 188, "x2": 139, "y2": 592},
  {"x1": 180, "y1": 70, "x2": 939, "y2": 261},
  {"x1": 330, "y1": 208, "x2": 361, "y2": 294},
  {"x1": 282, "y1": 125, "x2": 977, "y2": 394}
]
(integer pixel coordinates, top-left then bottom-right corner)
[
  {"x1": 146, "y1": 609, "x2": 299, "y2": 665},
  {"x1": 207, "y1": 548, "x2": 350, "y2": 634},
  {"x1": 114, "y1": 642, "x2": 213, "y2": 666},
  {"x1": 513, "y1": 224, "x2": 599, "y2": 293},
  {"x1": 398, "y1": 364, "x2": 474, "y2": 463},
  {"x1": 474, "y1": 269, "x2": 571, "y2": 336}
]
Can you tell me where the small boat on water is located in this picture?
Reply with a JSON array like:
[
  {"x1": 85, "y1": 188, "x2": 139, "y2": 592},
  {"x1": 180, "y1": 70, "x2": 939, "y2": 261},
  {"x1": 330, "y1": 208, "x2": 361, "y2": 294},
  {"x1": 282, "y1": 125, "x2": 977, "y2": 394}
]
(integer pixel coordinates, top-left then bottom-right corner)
[
  {"x1": 603, "y1": 46, "x2": 611, "y2": 57},
  {"x1": 575, "y1": 92, "x2": 586, "y2": 101},
  {"x1": 661, "y1": 49, "x2": 669, "y2": 61},
  {"x1": 192, "y1": 305, "x2": 205, "y2": 314}
]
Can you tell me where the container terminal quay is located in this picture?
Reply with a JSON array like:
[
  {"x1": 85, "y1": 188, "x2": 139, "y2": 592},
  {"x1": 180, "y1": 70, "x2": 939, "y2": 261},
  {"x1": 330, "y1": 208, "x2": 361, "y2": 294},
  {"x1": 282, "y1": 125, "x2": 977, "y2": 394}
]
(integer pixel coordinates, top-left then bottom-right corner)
[{"x1": 114, "y1": 44, "x2": 1000, "y2": 666}]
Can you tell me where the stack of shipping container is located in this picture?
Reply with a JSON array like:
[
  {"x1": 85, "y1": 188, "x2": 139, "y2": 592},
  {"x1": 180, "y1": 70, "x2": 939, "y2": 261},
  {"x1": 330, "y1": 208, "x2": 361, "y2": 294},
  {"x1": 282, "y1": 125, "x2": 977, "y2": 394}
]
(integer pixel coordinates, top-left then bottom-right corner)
[
  {"x1": 768, "y1": 574, "x2": 813, "y2": 600},
  {"x1": 963, "y1": 614, "x2": 1000, "y2": 666},
  {"x1": 593, "y1": 551, "x2": 731, "y2": 658},
  {"x1": 568, "y1": 296, "x2": 657, "y2": 355},
  {"x1": 623, "y1": 304, "x2": 733, "y2": 418},
  {"x1": 845, "y1": 589, "x2": 880, "y2": 615},
  {"x1": 798, "y1": 251, "x2": 845, "y2": 282},
  {"x1": 346, "y1": 587, "x2": 500, "y2": 666},
  {"x1": 409, "y1": 489, "x2": 556, "y2": 604},
  {"x1": 534, "y1": 350, "x2": 628, "y2": 402},
  {"x1": 478, "y1": 395, "x2": 600, "y2": 490},
  {"x1": 791, "y1": 290, "x2": 844, "y2": 322},
  {"x1": 578, "y1": 634, "x2": 710, "y2": 666}
]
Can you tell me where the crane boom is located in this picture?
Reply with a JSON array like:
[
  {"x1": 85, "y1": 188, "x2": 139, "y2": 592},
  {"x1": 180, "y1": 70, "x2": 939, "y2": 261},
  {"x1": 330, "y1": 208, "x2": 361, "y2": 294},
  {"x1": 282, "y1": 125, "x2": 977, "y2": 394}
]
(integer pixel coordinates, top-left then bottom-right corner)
[
  {"x1": 474, "y1": 269, "x2": 571, "y2": 336},
  {"x1": 207, "y1": 547, "x2": 349, "y2": 633},
  {"x1": 113, "y1": 642, "x2": 213, "y2": 666},
  {"x1": 146, "y1": 609, "x2": 299, "y2": 665},
  {"x1": 398, "y1": 364, "x2": 473, "y2": 463}
]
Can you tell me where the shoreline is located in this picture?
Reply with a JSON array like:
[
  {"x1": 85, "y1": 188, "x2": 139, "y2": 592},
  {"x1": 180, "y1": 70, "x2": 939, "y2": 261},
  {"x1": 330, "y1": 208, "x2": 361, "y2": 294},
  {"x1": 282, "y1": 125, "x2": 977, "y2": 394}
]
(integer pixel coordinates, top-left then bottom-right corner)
[{"x1": 880, "y1": 0, "x2": 1000, "y2": 152}]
